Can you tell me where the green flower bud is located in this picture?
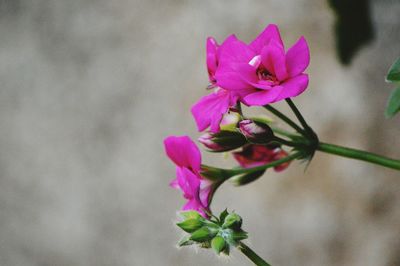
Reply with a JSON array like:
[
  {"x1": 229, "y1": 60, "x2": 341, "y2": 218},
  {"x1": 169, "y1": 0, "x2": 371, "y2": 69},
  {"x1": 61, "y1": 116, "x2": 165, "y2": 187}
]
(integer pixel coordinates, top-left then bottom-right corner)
[
  {"x1": 177, "y1": 219, "x2": 203, "y2": 233},
  {"x1": 211, "y1": 236, "x2": 226, "y2": 254},
  {"x1": 190, "y1": 227, "x2": 217, "y2": 242},
  {"x1": 222, "y1": 213, "x2": 242, "y2": 230},
  {"x1": 180, "y1": 211, "x2": 204, "y2": 221}
]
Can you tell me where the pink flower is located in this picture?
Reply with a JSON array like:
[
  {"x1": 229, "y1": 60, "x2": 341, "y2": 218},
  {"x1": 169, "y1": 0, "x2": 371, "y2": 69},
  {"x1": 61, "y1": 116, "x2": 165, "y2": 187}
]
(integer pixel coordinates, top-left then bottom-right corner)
[
  {"x1": 233, "y1": 144, "x2": 291, "y2": 172},
  {"x1": 191, "y1": 35, "x2": 244, "y2": 133},
  {"x1": 164, "y1": 135, "x2": 212, "y2": 217},
  {"x1": 215, "y1": 24, "x2": 310, "y2": 106}
]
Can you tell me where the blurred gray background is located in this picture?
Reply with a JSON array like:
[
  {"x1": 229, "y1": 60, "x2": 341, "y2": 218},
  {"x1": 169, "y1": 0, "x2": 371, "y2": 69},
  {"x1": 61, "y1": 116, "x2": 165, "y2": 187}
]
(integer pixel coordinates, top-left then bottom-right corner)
[{"x1": 0, "y1": 0, "x2": 399, "y2": 265}]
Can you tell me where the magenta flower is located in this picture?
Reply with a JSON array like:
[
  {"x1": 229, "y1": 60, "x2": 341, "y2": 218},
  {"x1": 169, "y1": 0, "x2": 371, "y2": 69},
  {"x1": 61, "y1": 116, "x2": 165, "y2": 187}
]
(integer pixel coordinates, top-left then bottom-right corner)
[
  {"x1": 215, "y1": 24, "x2": 310, "y2": 106},
  {"x1": 191, "y1": 35, "x2": 244, "y2": 133},
  {"x1": 164, "y1": 135, "x2": 212, "y2": 217},
  {"x1": 233, "y1": 144, "x2": 291, "y2": 172}
]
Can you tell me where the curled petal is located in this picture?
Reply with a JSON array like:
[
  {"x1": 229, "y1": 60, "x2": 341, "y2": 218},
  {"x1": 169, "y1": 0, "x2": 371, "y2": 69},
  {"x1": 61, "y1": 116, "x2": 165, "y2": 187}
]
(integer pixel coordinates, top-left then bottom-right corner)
[
  {"x1": 206, "y1": 37, "x2": 219, "y2": 81},
  {"x1": 286, "y1": 36, "x2": 310, "y2": 77}
]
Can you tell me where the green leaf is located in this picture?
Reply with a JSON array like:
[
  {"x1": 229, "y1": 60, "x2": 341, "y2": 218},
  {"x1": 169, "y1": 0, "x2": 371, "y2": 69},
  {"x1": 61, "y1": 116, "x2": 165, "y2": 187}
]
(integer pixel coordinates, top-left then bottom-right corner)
[
  {"x1": 211, "y1": 236, "x2": 226, "y2": 254},
  {"x1": 177, "y1": 219, "x2": 203, "y2": 233},
  {"x1": 386, "y1": 58, "x2": 400, "y2": 83},
  {"x1": 328, "y1": 0, "x2": 374, "y2": 65},
  {"x1": 385, "y1": 87, "x2": 400, "y2": 118}
]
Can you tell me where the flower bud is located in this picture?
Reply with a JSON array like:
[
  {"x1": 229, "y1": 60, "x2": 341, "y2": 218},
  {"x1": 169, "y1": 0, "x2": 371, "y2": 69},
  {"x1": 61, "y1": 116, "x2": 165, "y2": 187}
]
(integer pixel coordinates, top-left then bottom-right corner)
[
  {"x1": 272, "y1": 150, "x2": 291, "y2": 172},
  {"x1": 211, "y1": 236, "x2": 226, "y2": 254},
  {"x1": 198, "y1": 130, "x2": 246, "y2": 152},
  {"x1": 239, "y1": 119, "x2": 274, "y2": 144},
  {"x1": 198, "y1": 133, "x2": 224, "y2": 151},
  {"x1": 222, "y1": 213, "x2": 242, "y2": 230},
  {"x1": 190, "y1": 227, "x2": 217, "y2": 242},
  {"x1": 177, "y1": 219, "x2": 204, "y2": 233}
]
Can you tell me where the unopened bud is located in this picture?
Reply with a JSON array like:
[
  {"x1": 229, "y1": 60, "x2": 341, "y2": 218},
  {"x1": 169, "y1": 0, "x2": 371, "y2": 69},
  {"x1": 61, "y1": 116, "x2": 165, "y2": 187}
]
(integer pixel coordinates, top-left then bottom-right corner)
[
  {"x1": 190, "y1": 227, "x2": 217, "y2": 242},
  {"x1": 239, "y1": 119, "x2": 274, "y2": 144},
  {"x1": 177, "y1": 219, "x2": 204, "y2": 233},
  {"x1": 222, "y1": 213, "x2": 242, "y2": 230},
  {"x1": 198, "y1": 131, "x2": 246, "y2": 152},
  {"x1": 211, "y1": 236, "x2": 226, "y2": 254}
]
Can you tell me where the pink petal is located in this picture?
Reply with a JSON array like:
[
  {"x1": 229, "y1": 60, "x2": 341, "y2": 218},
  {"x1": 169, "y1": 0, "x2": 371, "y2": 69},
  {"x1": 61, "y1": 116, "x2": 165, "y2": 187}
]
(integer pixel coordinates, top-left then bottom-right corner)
[
  {"x1": 169, "y1": 177, "x2": 179, "y2": 189},
  {"x1": 191, "y1": 89, "x2": 235, "y2": 133},
  {"x1": 242, "y1": 86, "x2": 283, "y2": 106},
  {"x1": 285, "y1": 36, "x2": 310, "y2": 77},
  {"x1": 249, "y1": 24, "x2": 284, "y2": 53},
  {"x1": 199, "y1": 180, "x2": 212, "y2": 207},
  {"x1": 217, "y1": 39, "x2": 256, "y2": 68},
  {"x1": 274, "y1": 74, "x2": 309, "y2": 102},
  {"x1": 215, "y1": 69, "x2": 253, "y2": 91},
  {"x1": 261, "y1": 39, "x2": 288, "y2": 81},
  {"x1": 206, "y1": 37, "x2": 219, "y2": 80},
  {"x1": 164, "y1": 136, "x2": 201, "y2": 171},
  {"x1": 177, "y1": 167, "x2": 201, "y2": 198}
]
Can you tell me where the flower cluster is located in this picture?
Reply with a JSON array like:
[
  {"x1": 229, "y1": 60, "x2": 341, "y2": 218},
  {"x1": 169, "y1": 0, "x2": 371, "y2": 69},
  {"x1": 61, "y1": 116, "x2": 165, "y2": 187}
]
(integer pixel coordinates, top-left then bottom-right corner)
[
  {"x1": 164, "y1": 24, "x2": 310, "y2": 252},
  {"x1": 192, "y1": 24, "x2": 310, "y2": 133},
  {"x1": 162, "y1": 23, "x2": 400, "y2": 266}
]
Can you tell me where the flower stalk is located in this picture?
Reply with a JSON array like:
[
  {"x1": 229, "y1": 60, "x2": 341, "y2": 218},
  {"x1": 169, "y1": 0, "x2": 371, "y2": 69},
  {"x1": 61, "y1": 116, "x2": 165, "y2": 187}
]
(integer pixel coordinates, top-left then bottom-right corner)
[
  {"x1": 238, "y1": 242, "x2": 271, "y2": 266},
  {"x1": 317, "y1": 142, "x2": 400, "y2": 170}
]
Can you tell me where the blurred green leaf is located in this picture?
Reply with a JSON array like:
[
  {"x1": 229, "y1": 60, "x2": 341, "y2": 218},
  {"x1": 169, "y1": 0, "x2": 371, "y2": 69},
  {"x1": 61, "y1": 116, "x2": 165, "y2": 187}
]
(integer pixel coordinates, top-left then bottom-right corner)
[
  {"x1": 386, "y1": 57, "x2": 400, "y2": 83},
  {"x1": 328, "y1": 0, "x2": 374, "y2": 65},
  {"x1": 385, "y1": 87, "x2": 400, "y2": 118}
]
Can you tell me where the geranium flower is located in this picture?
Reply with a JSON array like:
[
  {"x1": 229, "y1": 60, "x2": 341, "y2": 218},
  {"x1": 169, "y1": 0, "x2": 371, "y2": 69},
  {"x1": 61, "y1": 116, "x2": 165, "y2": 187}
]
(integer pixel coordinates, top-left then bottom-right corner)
[
  {"x1": 215, "y1": 24, "x2": 310, "y2": 106},
  {"x1": 233, "y1": 144, "x2": 291, "y2": 172},
  {"x1": 191, "y1": 35, "x2": 244, "y2": 133},
  {"x1": 164, "y1": 135, "x2": 212, "y2": 217}
]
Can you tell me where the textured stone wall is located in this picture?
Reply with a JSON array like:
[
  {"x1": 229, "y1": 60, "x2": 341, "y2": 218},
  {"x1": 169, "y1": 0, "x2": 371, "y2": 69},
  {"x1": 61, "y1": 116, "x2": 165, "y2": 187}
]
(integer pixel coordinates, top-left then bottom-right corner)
[{"x1": 0, "y1": 0, "x2": 399, "y2": 265}]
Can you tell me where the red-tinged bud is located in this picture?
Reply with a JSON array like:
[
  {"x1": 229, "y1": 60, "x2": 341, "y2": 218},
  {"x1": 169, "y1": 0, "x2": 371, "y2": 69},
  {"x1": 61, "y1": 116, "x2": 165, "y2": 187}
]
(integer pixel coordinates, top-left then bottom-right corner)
[
  {"x1": 238, "y1": 120, "x2": 274, "y2": 144},
  {"x1": 198, "y1": 133, "x2": 223, "y2": 151},
  {"x1": 272, "y1": 150, "x2": 291, "y2": 172},
  {"x1": 233, "y1": 144, "x2": 291, "y2": 172}
]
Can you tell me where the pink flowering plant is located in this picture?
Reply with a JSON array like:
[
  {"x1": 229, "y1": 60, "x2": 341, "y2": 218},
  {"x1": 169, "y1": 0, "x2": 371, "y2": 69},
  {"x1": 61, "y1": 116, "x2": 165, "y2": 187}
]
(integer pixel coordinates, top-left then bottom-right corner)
[{"x1": 164, "y1": 25, "x2": 400, "y2": 266}]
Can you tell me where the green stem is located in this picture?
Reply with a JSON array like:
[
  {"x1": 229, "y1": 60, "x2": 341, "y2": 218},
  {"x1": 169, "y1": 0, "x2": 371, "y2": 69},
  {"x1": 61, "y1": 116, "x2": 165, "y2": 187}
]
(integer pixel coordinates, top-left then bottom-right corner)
[
  {"x1": 238, "y1": 242, "x2": 271, "y2": 266},
  {"x1": 285, "y1": 99, "x2": 312, "y2": 134},
  {"x1": 263, "y1": 105, "x2": 306, "y2": 136},
  {"x1": 269, "y1": 126, "x2": 298, "y2": 139},
  {"x1": 225, "y1": 152, "x2": 302, "y2": 175},
  {"x1": 318, "y1": 142, "x2": 400, "y2": 170},
  {"x1": 272, "y1": 136, "x2": 298, "y2": 147}
]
